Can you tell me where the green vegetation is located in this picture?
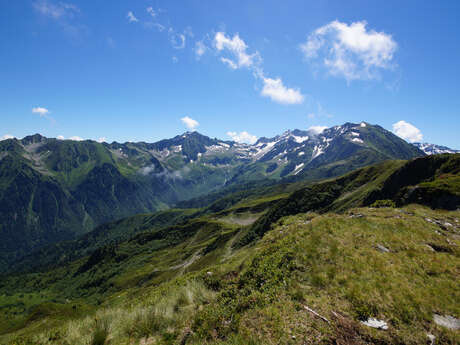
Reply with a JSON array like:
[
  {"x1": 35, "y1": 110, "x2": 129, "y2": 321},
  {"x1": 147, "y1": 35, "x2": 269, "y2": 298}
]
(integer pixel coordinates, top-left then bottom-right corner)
[
  {"x1": 1, "y1": 206, "x2": 459, "y2": 344},
  {"x1": 0, "y1": 154, "x2": 459, "y2": 344},
  {"x1": 0, "y1": 124, "x2": 426, "y2": 270}
]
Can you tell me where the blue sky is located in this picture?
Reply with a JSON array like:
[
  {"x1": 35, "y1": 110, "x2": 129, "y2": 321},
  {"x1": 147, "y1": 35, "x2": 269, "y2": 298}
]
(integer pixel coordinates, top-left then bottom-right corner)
[{"x1": 1, "y1": 0, "x2": 459, "y2": 148}]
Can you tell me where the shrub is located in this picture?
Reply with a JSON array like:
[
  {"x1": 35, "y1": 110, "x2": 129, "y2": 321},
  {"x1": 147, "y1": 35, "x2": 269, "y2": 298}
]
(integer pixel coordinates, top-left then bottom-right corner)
[
  {"x1": 90, "y1": 318, "x2": 110, "y2": 345},
  {"x1": 370, "y1": 199, "x2": 396, "y2": 208}
]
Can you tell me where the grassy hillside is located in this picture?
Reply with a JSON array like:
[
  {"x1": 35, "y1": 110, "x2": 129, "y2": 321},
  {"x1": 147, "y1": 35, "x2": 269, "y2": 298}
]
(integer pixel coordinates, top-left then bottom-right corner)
[
  {"x1": 1, "y1": 206, "x2": 459, "y2": 344},
  {"x1": 0, "y1": 154, "x2": 458, "y2": 344},
  {"x1": 245, "y1": 154, "x2": 460, "y2": 245}
]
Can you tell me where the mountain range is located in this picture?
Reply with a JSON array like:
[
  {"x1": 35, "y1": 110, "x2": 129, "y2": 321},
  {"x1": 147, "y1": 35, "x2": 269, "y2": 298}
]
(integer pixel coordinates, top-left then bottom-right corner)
[
  {"x1": 1, "y1": 122, "x2": 457, "y2": 269},
  {"x1": 1, "y1": 152, "x2": 459, "y2": 344}
]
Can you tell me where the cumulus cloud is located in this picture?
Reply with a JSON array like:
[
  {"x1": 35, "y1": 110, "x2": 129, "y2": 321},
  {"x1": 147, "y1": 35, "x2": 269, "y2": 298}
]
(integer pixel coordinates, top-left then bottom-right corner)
[
  {"x1": 32, "y1": 107, "x2": 50, "y2": 117},
  {"x1": 214, "y1": 32, "x2": 260, "y2": 69},
  {"x1": 57, "y1": 135, "x2": 65, "y2": 140},
  {"x1": 181, "y1": 116, "x2": 199, "y2": 130},
  {"x1": 261, "y1": 77, "x2": 304, "y2": 105},
  {"x1": 127, "y1": 11, "x2": 138, "y2": 23},
  {"x1": 392, "y1": 120, "x2": 423, "y2": 143},
  {"x1": 307, "y1": 126, "x2": 328, "y2": 135},
  {"x1": 1, "y1": 134, "x2": 15, "y2": 141},
  {"x1": 300, "y1": 20, "x2": 397, "y2": 81},
  {"x1": 227, "y1": 131, "x2": 258, "y2": 144},
  {"x1": 97, "y1": 137, "x2": 107, "y2": 143},
  {"x1": 69, "y1": 136, "x2": 84, "y2": 141}
]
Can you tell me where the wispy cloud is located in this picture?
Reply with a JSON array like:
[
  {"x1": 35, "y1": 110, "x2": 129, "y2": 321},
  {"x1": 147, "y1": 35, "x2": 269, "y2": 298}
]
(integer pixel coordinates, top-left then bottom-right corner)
[
  {"x1": 168, "y1": 29, "x2": 186, "y2": 49},
  {"x1": 1, "y1": 134, "x2": 15, "y2": 141},
  {"x1": 227, "y1": 131, "x2": 258, "y2": 144},
  {"x1": 107, "y1": 37, "x2": 116, "y2": 48},
  {"x1": 69, "y1": 135, "x2": 84, "y2": 141},
  {"x1": 214, "y1": 32, "x2": 261, "y2": 69},
  {"x1": 195, "y1": 40, "x2": 207, "y2": 59},
  {"x1": 146, "y1": 7, "x2": 156, "y2": 18},
  {"x1": 181, "y1": 116, "x2": 199, "y2": 130},
  {"x1": 33, "y1": 0, "x2": 79, "y2": 19},
  {"x1": 33, "y1": 1, "x2": 86, "y2": 39},
  {"x1": 127, "y1": 11, "x2": 139, "y2": 23},
  {"x1": 306, "y1": 101, "x2": 334, "y2": 120},
  {"x1": 213, "y1": 31, "x2": 304, "y2": 105},
  {"x1": 300, "y1": 20, "x2": 397, "y2": 82},
  {"x1": 392, "y1": 120, "x2": 423, "y2": 143}
]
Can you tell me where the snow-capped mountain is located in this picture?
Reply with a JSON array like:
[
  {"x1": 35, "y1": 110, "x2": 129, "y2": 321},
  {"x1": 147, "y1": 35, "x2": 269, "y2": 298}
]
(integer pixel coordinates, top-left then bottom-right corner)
[{"x1": 412, "y1": 143, "x2": 459, "y2": 155}]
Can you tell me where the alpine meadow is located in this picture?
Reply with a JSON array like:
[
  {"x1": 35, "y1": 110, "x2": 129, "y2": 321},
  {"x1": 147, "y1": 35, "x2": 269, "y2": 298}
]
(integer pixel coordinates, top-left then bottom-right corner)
[{"x1": 1, "y1": 1, "x2": 459, "y2": 344}]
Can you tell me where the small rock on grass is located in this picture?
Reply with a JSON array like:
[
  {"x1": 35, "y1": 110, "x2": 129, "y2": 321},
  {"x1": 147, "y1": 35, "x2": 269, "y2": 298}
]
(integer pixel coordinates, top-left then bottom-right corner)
[
  {"x1": 433, "y1": 314, "x2": 460, "y2": 330},
  {"x1": 360, "y1": 317, "x2": 388, "y2": 330},
  {"x1": 376, "y1": 244, "x2": 390, "y2": 253},
  {"x1": 426, "y1": 333, "x2": 435, "y2": 345}
]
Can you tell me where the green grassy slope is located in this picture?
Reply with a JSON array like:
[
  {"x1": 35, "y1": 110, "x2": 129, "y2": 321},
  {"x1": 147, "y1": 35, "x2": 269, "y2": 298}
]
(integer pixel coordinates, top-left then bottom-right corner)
[
  {"x1": 2, "y1": 206, "x2": 459, "y2": 345},
  {"x1": 0, "y1": 154, "x2": 459, "y2": 344},
  {"x1": 245, "y1": 154, "x2": 460, "y2": 245}
]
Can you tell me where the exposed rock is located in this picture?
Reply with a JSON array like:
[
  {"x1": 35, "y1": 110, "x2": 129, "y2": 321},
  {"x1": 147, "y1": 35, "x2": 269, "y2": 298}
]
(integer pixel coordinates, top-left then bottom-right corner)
[
  {"x1": 376, "y1": 244, "x2": 390, "y2": 253},
  {"x1": 360, "y1": 317, "x2": 388, "y2": 330},
  {"x1": 425, "y1": 244, "x2": 436, "y2": 252},
  {"x1": 433, "y1": 314, "x2": 460, "y2": 330},
  {"x1": 349, "y1": 213, "x2": 364, "y2": 218}
]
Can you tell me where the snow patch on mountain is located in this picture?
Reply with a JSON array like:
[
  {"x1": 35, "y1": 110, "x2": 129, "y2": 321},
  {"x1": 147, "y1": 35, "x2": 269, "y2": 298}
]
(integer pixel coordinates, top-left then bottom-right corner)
[{"x1": 413, "y1": 143, "x2": 459, "y2": 155}]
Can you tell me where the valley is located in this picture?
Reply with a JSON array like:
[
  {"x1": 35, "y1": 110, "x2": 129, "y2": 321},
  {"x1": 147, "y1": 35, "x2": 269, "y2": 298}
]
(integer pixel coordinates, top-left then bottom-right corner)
[{"x1": 0, "y1": 153, "x2": 458, "y2": 344}]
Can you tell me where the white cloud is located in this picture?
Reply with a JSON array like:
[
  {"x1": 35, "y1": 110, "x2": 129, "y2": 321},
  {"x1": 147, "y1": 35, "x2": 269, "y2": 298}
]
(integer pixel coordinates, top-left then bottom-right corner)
[
  {"x1": 195, "y1": 40, "x2": 207, "y2": 59},
  {"x1": 214, "y1": 32, "x2": 260, "y2": 69},
  {"x1": 227, "y1": 131, "x2": 258, "y2": 144},
  {"x1": 69, "y1": 136, "x2": 84, "y2": 141},
  {"x1": 308, "y1": 126, "x2": 328, "y2": 135},
  {"x1": 169, "y1": 29, "x2": 186, "y2": 49},
  {"x1": 172, "y1": 56, "x2": 178, "y2": 63},
  {"x1": 33, "y1": 1, "x2": 79, "y2": 19},
  {"x1": 146, "y1": 7, "x2": 156, "y2": 18},
  {"x1": 392, "y1": 120, "x2": 423, "y2": 143},
  {"x1": 32, "y1": 107, "x2": 50, "y2": 117},
  {"x1": 261, "y1": 77, "x2": 304, "y2": 105},
  {"x1": 57, "y1": 135, "x2": 65, "y2": 140},
  {"x1": 300, "y1": 20, "x2": 397, "y2": 81},
  {"x1": 127, "y1": 11, "x2": 138, "y2": 23},
  {"x1": 213, "y1": 31, "x2": 303, "y2": 106},
  {"x1": 1, "y1": 134, "x2": 15, "y2": 141},
  {"x1": 220, "y1": 57, "x2": 238, "y2": 69},
  {"x1": 33, "y1": 1, "x2": 86, "y2": 39},
  {"x1": 181, "y1": 116, "x2": 199, "y2": 130},
  {"x1": 97, "y1": 137, "x2": 106, "y2": 143}
]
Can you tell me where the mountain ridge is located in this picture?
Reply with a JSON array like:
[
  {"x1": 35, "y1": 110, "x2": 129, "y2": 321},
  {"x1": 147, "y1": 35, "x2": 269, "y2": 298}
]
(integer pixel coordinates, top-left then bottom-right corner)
[{"x1": 0, "y1": 122, "x2": 425, "y2": 268}]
